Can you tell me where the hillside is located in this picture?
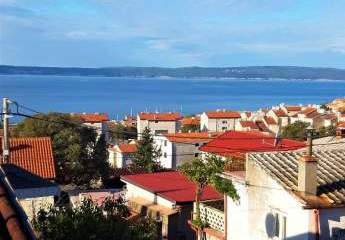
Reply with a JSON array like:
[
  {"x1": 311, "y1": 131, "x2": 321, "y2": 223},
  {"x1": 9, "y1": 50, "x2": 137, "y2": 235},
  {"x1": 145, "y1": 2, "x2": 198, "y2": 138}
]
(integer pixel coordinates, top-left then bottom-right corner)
[{"x1": 1, "y1": 65, "x2": 345, "y2": 80}]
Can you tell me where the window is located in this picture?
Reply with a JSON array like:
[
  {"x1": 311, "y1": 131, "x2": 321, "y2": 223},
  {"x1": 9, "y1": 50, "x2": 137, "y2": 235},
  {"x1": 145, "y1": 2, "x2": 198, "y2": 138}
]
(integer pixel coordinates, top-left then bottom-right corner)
[
  {"x1": 155, "y1": 120, "x2": 159, "y2": 123},
  {"x1": 222, "y1": 127, "x2": 227, "y2": 130},
  {"x1": 164, "y1": 152, "x2": 167, "y2": 158},
  {"x1": 194, "y1": 153, "x2": 199, "y2": 157},
  {"x1": 222, "y1": 120, "x2": 227, "y2": 124},
  {"x1": 273, "y1": 211, "x2": 286, "y2": 240},
  {"x1": 195, "y1": 143, "x2": 199, "y2": 147},
  {"x1": 164, "y1": 140, "x2": 167, "y2": 146}
]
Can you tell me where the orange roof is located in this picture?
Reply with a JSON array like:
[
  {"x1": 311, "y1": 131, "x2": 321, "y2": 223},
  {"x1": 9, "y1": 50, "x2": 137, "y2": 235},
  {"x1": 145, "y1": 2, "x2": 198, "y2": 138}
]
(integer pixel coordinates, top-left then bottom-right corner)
[
  {"x1": 301, "y1": 107, "x2": 317, "y2": 116},
  {"x1": 240, "y1": 121, "x2": 259, "y2": 129},
  {"x1": 73, "y1": 113, "x2": 109, "y2": 123},
  {"x1": 206, "y1": 111, "x2": 241, "y2": 119},
  {"x1": 118, "y1": 143, "x2": 137, "y2": 153},
  {"x1": 1, "y1": 137, "x2": 56, "y2": 179},
  {"x1": 264, "y1": 116, "x2": 277, "y2": 125},
  {"x1": 285, "y1": 106, "x2": 302, "y2": 111},
  {"x1": 138, "y1": 112, "x2": 181, "y2": 121},
  {"x1": 164, "y1": 132, "x2": 221, "y2": 143},
  {"x1": 338, "y1": 122, "x2": 345, "y2": 128},
  {"x1": 181, "y1": 117, "x2": 200, "y2": 126},
  {"x1": 273, "y1": 109, "x2": 287, "y2": 117}
]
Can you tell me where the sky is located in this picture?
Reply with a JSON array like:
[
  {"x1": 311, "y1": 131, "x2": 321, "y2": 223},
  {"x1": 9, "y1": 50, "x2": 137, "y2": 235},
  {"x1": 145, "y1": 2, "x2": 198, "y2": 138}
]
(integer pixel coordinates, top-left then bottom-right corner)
[{"x1": 1, "y1": 0, "x2": 345, "y2": 68}]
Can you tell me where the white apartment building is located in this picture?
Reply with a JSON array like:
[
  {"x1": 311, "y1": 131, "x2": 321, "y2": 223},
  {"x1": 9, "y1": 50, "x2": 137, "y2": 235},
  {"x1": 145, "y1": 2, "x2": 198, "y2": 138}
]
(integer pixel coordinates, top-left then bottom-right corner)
[{"x1": 200, "y1": 111, "x2": 241, "y2": 132}]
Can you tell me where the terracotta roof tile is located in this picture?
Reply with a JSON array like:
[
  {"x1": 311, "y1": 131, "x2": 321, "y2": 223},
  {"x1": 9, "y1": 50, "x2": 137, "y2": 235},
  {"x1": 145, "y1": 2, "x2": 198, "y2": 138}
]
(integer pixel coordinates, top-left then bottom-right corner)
[
  {"x1": 72, "y1": 113, "x2": 109, "y2": 123},
  {"x1": 118, "y1": 144, "x2": 137, "y2": 153},
  {"x1": 264, "y1": 116, "x2": 277, "y2": 125},
  {"x1": 200, "y1": 131, "x2": 305, "y2": 157},
  {"x1": 273, "y1": 109, "x2": 287, "y2": 117},
  {"x1": 1, "y1": 137, "x2": 56, "y2": 179},
  {"x1": 138, "y1": 112, "x2": 181, "y2": 121},
  {"x1": 206, "y1": 111, "x2": 241, "y2": 119},
  {"x1": 181, "y1": 117, "x2": 200, "y2": 126},
  {"x1": 121, "y1": 171, "x2": 221, "y2": 203},
  {"x1": 239, "y1": 121, "x2": 259, "y2": 129},
  {"x1": 285, "y1": 106, "x2": 302, "y2": 111}
]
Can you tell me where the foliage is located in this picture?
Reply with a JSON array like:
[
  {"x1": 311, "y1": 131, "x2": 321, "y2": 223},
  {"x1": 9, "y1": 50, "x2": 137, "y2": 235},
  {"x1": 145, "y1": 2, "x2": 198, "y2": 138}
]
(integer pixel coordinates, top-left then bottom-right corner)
[
  {"x1": 178, "y1": 155, "x2": 239, "y2": 230},
  {"x1": 181, "y1": 124, "x2": 200, "y2": 133},
  {"x1": 318, "y1": 125, "x2": 336, "y2": 138},
  {"x1": 131, "y1": 127, "x2": 162, "y2": 173},
  {"x1": 281, "y1": 121, "x2": 310, "y2": 140},
  {"x1": 32, "y1": 197, "x2": 159, "y2": 240},
  {"x1": 13, "y1": 113, "x2": 110, "y2": 187},
  {"x1": 109, "y1": 123, "x2": 137, "y2": 141}
]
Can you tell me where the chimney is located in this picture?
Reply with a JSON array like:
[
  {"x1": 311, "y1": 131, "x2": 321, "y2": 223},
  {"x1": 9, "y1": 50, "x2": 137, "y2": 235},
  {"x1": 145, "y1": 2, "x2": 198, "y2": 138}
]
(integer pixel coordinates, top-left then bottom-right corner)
[{"x1": 298, "y1": 126, "x2": 317, "y2": 195}]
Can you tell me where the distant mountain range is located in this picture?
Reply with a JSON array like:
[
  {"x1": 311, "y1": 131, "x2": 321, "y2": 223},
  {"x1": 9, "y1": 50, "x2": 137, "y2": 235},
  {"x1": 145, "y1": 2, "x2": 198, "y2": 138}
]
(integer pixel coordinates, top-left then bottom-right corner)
[{"x1": 1, "y1": 65, "x2": 345, "y2": 80}]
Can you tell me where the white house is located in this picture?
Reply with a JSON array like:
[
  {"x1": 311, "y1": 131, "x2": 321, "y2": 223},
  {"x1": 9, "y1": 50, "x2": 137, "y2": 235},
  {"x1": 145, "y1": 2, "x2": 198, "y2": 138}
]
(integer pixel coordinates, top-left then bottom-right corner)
[
  {"x1": 153, "y1": 132, "x2": 219, "y2": 169},
  {"x1": 121, "y1": 171, "x2": 221, "y2": 240},
  {"x1": 200, "y1": 111, "x2": 242, "y2": 132},
  {"x1": 267, "y1": 108, "x2": 290, "y2": 127},
  {"x1": 137, "y1": 112, "x2": 181, "y2": 138},
  {"x1": 108, "y1": 142, "x2": 137, "y2": 168},
  {"x1": 71, "y1": 112, "x2": 110, "y2": 141},
  {"x1": 223, "y1": 146, "x2": 345, "y2": 240}
]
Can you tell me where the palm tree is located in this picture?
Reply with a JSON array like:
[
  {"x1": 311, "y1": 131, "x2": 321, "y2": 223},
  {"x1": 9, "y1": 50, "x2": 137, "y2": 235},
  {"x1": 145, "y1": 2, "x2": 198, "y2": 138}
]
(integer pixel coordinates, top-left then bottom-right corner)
[{"x1": 179, "y1": 154, "x2": 239, "y2": 240}]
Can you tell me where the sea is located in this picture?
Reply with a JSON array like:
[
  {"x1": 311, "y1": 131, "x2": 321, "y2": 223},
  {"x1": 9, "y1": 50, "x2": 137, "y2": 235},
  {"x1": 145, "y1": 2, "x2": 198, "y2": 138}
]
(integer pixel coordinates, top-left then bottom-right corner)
[{"x1": 1, "y1": 74, "x2": 345, "y2": 120}]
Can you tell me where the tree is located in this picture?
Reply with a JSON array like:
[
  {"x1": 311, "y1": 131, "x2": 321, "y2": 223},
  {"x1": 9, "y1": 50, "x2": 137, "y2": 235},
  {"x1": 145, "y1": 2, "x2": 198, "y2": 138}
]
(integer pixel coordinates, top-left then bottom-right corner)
[
  {"x1": 318, "y1": 125, "x2": 336, "y2": 138},
  {"x1": 32, "y1": 197, "x2": 159, "y2": 240},
  {"x1": 131, "y1": 127, "x2": 162, "y2": 172},
  {"x1": 181, "y1": 124, "x2": 200, "y2": 133},
  {"x1": 178, "y1": 155, "x2": 239, "y2": 240},
  {"x1": 108, "y1": 123, "x2": 137, "y2": 141},
  {"x1": 13, "y1": 113, "x2": 109, "y2": 186},
  {"x1": 281, "y1": 121, "x2": 309, "y2": 140}
]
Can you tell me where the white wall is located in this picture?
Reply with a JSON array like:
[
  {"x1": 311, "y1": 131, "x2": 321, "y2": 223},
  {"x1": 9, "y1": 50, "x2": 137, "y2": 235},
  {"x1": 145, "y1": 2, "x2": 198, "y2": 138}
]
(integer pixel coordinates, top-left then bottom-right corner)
[
  {"x1": 124, "y1": 181, "x2": 175, "y2": 209},
  {"x1": 153, "y1": 136, "x2": 174, "y2": 169},
  {"x1": 200, "y1": 113, "x2": 239, "y2": 132}
]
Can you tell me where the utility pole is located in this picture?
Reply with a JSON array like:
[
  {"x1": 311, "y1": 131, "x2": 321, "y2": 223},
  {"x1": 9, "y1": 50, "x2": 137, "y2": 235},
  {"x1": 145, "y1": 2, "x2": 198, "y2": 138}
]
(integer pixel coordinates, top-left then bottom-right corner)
[{"x1": 2, "y1": 98, "x2": 10, "y2": 164}]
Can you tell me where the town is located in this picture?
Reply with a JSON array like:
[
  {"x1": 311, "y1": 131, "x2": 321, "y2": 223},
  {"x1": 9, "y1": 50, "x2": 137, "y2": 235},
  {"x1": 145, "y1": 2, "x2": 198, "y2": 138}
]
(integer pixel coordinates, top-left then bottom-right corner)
[{"x1": 1, "y1": 97, "x2": 345, "y2": 240}]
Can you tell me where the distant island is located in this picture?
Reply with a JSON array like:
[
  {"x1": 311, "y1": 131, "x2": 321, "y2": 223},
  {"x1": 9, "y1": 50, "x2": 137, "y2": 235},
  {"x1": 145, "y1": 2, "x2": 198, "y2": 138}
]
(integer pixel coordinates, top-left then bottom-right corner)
[{"x1": 1, "y1": 65, "x2": 345, "y2": 80}]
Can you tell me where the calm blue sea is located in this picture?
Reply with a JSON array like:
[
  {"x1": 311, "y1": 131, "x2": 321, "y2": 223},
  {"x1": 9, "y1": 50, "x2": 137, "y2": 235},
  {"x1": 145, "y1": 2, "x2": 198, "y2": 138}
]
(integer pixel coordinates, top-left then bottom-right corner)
[{"x1": 1, "y1": 74, "x2": 345, "y2": 120}]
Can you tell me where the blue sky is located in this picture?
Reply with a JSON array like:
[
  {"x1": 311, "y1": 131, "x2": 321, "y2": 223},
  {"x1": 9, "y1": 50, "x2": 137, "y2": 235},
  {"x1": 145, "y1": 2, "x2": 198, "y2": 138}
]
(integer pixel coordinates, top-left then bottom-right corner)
[{"x1": 1, "y1": 0, "x2": 345, "y2": 68}]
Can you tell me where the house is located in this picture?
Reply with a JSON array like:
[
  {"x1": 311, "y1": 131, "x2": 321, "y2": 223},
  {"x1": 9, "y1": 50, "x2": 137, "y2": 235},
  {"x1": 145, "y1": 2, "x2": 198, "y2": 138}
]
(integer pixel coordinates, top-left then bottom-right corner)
[
  {"x1": 2, "y1": 164, "x2": 60, "y2": 220},
  {"x1": 200, "y1": 131, "x2": 305, "y2": 159},
  {"x1": 137, "y1": 112, "x2": 182, "y2": 138},
  {"x1": 291, "y1": 107, "x2": 324, "y2": 129},
  {"x1": 153, "y1": 132, "x2": 220, "y2": 169},
  {"x1": 108, "y1": 142, "x2": 137, "y2": 168},
  {"x1": 71, "y1": 112, "x2": 110, "y2": 141},
  {"x1": 223, "y1": 140, "x2": 345, "y2": 239},
  {"x1": 235, "y1": 120, "x2": 270, "y2": 134},
  {"x1": 337, "y1": 122, "x2": 345, "y2": 137},
  {"x1": 262, "y1": 116, "x2": 280, "y2": 134},
  {"x1": 181, "y1": 116, "x2": 200, "y2": 130},
  {"x1": 200, "y1": 111, "x2": 241, "y2": 132},
  {"x1": 0, "y1": 166, "x2": 36, "y2": 239},
  {"x1": 267, "y1": 108, "x2": 290, "y2": 127},
  {"x1": 320, "y1": 113, "x2": 338, "y2": 127},
  {"x1": 121, "y1": 115, "x2": 137, "y2": 128},
  {"x1": 0, "y1": 137, "x2": 59, "y2": 220},
  {"x1": 121, "y1": 171, "x2": 221, "y2": 240},
  {"x1": 281, "y1": 105, "x2": 302, "y2": 117}
]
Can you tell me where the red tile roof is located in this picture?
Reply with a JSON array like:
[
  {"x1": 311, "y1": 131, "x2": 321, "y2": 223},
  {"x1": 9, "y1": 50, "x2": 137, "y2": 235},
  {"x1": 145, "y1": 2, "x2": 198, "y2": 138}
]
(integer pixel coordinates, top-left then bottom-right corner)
[
  {"x1": 301, "y1": 107, "x2": 317, "y2": 116},
  {"x1": 118, "y1": 143, "x2": 137, "y2": 153},
  {"x1": 239, "y1": 121, "x2": 259, "y2": 129},
  {"x1": 121, "y1": 171, "x2": 221, "y2": 203},
  {"x1": 200, "y1": 131, "x2": 305, "y2": 157},
  {"x1": 273, "y1": 109, "x2": 287, "y2": 117},
  {"x1": 181, "y1": 117, "x2": 200, "y2": 126},
  {"x1": 264, "y1": 116, "x2": 277, "y2": 125},
  {"x1": 206, "y1": 111, "x2": 241, "y2": 119},
  {"x1": 285, "y1": 106, "x2": 302, "y2": 111},
  {"x1": 1, "y1": 137, "x2": 56, "y2": 179},
  {"x1": 73, "y1": 113, "x2": 109, "y2": 123},
  {"x1": 138, "y1": 112, "x2": 181, "y2": 121},
  {"x1": 164, "y1": 132, "x2": 221, "y2": 143},
  {"x1": 338, "y1": 122, "x2": 345, "y2": 128}
]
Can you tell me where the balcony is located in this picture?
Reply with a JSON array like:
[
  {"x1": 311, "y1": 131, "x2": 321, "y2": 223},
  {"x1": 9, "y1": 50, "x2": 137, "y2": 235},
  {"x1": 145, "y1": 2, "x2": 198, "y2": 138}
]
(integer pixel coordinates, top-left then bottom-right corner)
[{"x1": 194, "y1": 200, "x2": 225, "y2": 233}]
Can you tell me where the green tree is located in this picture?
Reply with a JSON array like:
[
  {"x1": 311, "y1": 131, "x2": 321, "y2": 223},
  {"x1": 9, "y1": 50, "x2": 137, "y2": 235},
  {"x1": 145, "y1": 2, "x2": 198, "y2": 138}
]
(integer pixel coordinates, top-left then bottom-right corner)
[
  {"x1": 178, "y1": 155, "x2": 239, "y2": 240},
  {"x1": 281, "y1": 121, "x2": 309, "y2": 140},
  {"x1": 109, "y1": 123, "x2": 137, "y2": 141},
  {"x1": 318, "y1": 125, "x2": 336, "y2": 138},
  {"x1": 181, "y1": 124, "x2": 200, "y2": 133},
  {"x1": 13, "y1": 113, "x2": 109, "y2": 186},
  {"x1": 32, "y1": 197, "x2": 159, "y2": 240},
  {"x1": 131, "y1": 127, "x2": 162, "y2": 173}
]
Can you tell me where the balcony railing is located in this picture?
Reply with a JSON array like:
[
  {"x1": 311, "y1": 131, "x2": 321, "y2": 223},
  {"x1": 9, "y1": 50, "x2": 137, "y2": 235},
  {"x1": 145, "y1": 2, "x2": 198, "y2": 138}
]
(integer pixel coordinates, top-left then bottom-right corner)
[{"x1": 194, "y1": 200, "x2": 225, "y2": 233}]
